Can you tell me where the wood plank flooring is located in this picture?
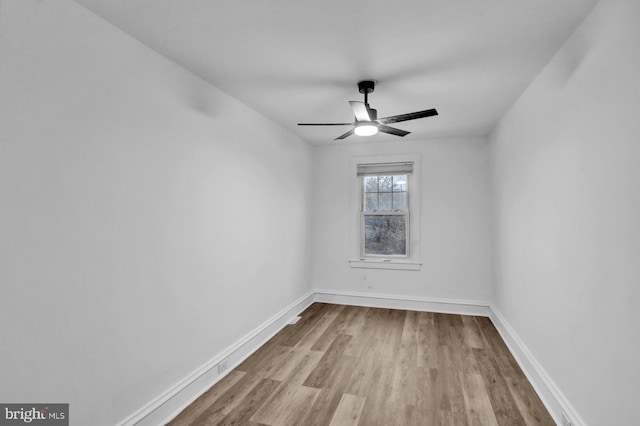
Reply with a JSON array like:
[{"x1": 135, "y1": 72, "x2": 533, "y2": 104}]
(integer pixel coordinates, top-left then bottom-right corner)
[{"x1": 168, "y1": 303, "x2": 554, "y2": 426}]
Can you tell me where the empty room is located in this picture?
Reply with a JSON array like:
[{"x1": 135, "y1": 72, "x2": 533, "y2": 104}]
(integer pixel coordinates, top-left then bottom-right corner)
[{"x1": 1, "y1": 0, "x2": 639, "y2": 425}]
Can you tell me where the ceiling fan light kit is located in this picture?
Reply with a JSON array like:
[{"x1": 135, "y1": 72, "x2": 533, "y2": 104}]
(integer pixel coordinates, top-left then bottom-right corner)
[
  {"x1": 298, "y1": 80, "x2": 438, "y2": 141},
  {"x1": 354, "y1": 122, "x2": 378, "y2": 136}
]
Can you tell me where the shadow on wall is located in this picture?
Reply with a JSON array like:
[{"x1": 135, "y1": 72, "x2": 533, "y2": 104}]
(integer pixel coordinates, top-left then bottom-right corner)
[{"x1": 178, "y1": 76, "x2": 223, "y2": 117}]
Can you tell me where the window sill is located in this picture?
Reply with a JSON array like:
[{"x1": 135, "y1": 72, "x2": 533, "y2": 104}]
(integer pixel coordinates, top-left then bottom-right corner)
[{"x1": 348, "y1": 259, "x2": 422, "y2": 271}]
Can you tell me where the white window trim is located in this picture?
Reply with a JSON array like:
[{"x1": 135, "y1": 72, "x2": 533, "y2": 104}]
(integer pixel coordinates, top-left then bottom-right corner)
[{"x1": 349, "y1": 154, "x2": 422, "y2": 271}]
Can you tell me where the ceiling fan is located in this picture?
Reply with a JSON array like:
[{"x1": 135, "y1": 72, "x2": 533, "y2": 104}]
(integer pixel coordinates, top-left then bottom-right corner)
[{"x1": 298, "y1": 80, "x2": 438, "y2": 140}]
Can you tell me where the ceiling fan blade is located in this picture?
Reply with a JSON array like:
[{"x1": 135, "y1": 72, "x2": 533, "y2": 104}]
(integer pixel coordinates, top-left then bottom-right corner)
[
  {"x1": 349, "y1": 101, "x2": 371, "y2": 122},
  {"x1": 377, "y1": 124, "x2": 410, "y2": 137},
  {"x1": 298, "y1": 122, "x2": 352, "y2": 126},
  {"x1": 334, "y1": 128, "x2": 355, "y2": 140},
  {"x1": 377, "y1": 108, "x2": 438, "y2": 124}
]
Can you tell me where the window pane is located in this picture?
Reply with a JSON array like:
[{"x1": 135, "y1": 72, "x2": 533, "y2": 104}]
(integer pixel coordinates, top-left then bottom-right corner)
[
  {"x1": 363, "y1": 174, "x2": 409, "y2": 213},
  {"x1": 364, "y1": 176, "x2": 378, "y2": 193},
  {"x1": 364, "y1": 215, "x2": 406, "y2": 255},
  {"x1": 392, "y1": 192, "x2": 407, "y2": 210},
  {"x1": 393, "y1": 175, "x2": 407, "y2": 191},
  {"x1": 378, "y1": 193, "x2": 392, "y2": 211},
  {"x1": 365, "y1": 193, "x2": 378, "y2": 211},
  {"x1": 379, "y1": 175, "x2": 393, "y2": 192}
]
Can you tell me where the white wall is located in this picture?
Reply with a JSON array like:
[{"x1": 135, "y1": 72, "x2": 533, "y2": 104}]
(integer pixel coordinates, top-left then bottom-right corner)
[
  {"x1": 311, "y1": 137, "x2": 493, "y2": 302},
  {"x1": 0, "y1": 1, "x2": 313, "y2": 425},
  {"x1": 489, "y1": 0, "x2": 640, "y2": 424}
]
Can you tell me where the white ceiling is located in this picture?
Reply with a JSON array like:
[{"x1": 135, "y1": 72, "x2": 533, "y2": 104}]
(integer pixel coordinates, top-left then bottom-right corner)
[{"x1": 74, "y1": 0, "x2": 598, "y2": 144}]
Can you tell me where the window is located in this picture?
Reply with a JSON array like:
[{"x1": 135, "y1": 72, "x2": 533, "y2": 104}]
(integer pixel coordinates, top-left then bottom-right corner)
[
  {"x1": 360, "y1": 165, "x2": 411, "y2": 257},
  {"x1": 350, "y1": 155, "x2": 421, "y2": 270}
]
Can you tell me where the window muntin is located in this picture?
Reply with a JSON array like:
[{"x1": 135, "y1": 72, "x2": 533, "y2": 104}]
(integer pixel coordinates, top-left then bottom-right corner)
[{"x1": 363, "y1": 175, "x2": 407, "y2": 211}]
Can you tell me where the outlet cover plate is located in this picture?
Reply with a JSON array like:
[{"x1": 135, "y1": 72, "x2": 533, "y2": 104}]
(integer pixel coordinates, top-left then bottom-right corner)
[{"x1": 218, "y1": 358, "x2": 229, "y2": 374}]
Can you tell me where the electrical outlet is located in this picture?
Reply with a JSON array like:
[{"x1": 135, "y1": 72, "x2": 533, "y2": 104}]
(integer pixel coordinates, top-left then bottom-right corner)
[
  {"x1": 561, "y1": 411, "x2": 572, "y2": 426},
  {"x1": 218, "y1": 358, "x2": 229, "y2": 374}
]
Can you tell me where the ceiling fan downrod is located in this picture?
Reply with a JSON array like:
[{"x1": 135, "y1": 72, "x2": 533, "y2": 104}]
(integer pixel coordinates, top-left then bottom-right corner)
[{"x1": 358, "y1": 80, "x2": 375, "y2": 107}]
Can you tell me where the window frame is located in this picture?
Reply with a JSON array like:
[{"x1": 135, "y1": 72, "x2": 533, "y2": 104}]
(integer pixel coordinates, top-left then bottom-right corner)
[{"x1": 349, "y1": 154, "x2": 422, "y2": 271}]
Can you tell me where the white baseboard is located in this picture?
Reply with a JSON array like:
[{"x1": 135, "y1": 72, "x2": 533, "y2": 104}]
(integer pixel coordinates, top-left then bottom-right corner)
[
  {"x1": 490, "y1": 305, "x2": 585, "y2": 426},
  {"x1": 115, "y1": 290, "x2": 315, "y2": 426},
  {"x1": 314, "y1": 288, "x2": 491, "y2": 317}
]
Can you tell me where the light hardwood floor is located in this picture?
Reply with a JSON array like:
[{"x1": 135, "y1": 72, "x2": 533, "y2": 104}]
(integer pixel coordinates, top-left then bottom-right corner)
[{"x1": 168, "y1": 303, "x2": 555, "y2": 426}]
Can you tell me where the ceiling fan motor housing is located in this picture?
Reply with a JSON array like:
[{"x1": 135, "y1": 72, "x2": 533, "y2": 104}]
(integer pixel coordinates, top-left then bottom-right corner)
[{"x1": 358, "y1": 80, "x2": 375, "y2": 94}]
